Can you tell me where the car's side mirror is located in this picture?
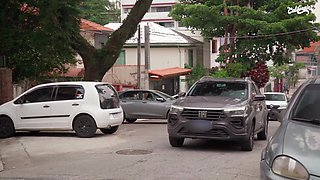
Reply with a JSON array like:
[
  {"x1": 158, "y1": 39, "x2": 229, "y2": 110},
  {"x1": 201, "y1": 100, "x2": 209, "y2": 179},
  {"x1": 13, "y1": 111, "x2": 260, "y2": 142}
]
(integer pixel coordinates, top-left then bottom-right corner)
[
  {"x1": 268, "y1": 109, "x2": 282, "y2": 122},
  {"x1": 156, "y1": 97, "x2": 165, "y2": 102},
  {"x1": 254, "y1": 94, "x2": 266, "y2": 101}
]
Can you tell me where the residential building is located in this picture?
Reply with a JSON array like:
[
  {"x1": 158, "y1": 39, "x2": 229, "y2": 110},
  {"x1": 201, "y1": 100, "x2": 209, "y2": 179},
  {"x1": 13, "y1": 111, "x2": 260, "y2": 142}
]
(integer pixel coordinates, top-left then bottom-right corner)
[
  {"x1": 295, "y1": 41, "x2": 320, "y2": 77},
  {"x1": 120, "y1": 0, "x2": 221, "y2": 69},
  {"x1": 121, "y1": 0, "x2": 178, "y2": 28},
  {"x1": 103, "y1": 22, "x2": 200, "y2": 95}
]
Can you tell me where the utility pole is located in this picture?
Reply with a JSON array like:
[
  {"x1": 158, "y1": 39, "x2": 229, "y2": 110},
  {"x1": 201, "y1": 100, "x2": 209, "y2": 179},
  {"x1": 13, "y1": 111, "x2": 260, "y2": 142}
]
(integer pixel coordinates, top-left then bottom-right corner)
[
  {"x1": 137, "y1": 25, "x2": 141, "y2": 89},
  {"x1": 144, "y1": 25, "x2": 150, "y2": 89}
]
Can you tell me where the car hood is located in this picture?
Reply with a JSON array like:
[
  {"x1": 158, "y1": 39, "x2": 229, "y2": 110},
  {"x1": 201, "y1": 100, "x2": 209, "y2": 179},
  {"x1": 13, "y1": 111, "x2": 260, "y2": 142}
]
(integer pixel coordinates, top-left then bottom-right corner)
[
  {"x1": 173, "y1": 96, "x2": 247, "y2": 109},
  {"x1": 266, "y1": 100, "x2": 287, "y2": 107},
  {"x1": 283, "y1": 121, "x2": 320, "y2": 176}
]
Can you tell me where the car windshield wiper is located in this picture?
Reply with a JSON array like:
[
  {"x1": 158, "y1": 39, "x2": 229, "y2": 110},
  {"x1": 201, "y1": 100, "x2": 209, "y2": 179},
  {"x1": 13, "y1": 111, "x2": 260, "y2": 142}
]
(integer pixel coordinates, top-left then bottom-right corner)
[{"x1": 291, "y1": 117, "x2": 320, "y2": 125}]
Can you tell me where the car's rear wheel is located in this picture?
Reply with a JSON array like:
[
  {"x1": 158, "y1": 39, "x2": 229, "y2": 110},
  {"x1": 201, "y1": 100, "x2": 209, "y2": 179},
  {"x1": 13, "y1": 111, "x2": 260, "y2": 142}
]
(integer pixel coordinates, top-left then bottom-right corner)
[
  {"x1": 126, "y1": 118, "x2": 137, "y2": 123},
  {"x1": 100, "y1": 126, "x2": 119, "y2": 134},
  {"x1": 73, "y1": 115, "x2": 97, "y2": 138},
  {"x1": 0, "y1": 116, "x2": 15, "y2": 138},
  {"x1": 241, "y1": 123, "x2": 254, "y2": 151},
  {"x1": 257, "y1": 120, "x2": 268, "y2": 140},
  {"x1": 169, "y1": 136, "x2": 184, "y2": 147}
]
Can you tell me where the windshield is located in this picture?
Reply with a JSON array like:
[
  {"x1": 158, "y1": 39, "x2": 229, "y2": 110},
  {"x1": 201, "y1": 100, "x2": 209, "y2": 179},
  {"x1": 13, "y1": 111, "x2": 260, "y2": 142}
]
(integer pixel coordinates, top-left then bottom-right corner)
[
  {"x1": 155, "y1": 90, "x2": 175, "y2": 100},
  {"x1": 188, "y1": 81, "x2": 248, "y2": 99},
  {"x1": 291, "y1": 84, "x2": 320, "y2": 122},
  {"x1": 265, "y1": 94, "x2": 286, "y2": 101}
]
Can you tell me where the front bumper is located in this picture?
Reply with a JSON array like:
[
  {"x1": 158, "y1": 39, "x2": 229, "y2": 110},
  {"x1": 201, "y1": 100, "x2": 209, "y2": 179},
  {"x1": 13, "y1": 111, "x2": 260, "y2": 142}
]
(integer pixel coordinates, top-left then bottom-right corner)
[{"x1": 167, "y1": 113, "x2": 250, "y2": 141}]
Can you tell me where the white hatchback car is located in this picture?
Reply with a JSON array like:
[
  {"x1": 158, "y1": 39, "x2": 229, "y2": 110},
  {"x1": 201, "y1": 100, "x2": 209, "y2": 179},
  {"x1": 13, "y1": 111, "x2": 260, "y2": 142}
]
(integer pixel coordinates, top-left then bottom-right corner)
[
  {"x1": 0, "y1": 81, "x2": 123, "y2": 138},
  {"x1": 264, "y1": 92, "x2": 288, "y2": 120}
]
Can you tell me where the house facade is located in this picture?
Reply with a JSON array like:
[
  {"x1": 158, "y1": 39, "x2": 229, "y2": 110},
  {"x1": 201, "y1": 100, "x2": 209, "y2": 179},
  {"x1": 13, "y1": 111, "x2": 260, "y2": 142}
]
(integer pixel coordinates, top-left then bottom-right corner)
[
  {"x1": 120, "y1": 0, "x2": 222, "y2": 70},
  {"x1": 103, "y1": 22, "x2": 200, "y2": 95}
]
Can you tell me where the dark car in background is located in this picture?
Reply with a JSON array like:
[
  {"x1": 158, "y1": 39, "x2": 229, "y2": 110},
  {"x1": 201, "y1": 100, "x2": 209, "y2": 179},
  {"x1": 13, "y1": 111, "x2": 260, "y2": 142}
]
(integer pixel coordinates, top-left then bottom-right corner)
[
  {"x1": 119, "y1": 89, "x2": 175, "y2": 123},
  {"x1": 167, "y1": 76, "x2": 268, "y2": 151},
  {"x1": 260, "y1": 78, "x2": 320, "y2": 179}
]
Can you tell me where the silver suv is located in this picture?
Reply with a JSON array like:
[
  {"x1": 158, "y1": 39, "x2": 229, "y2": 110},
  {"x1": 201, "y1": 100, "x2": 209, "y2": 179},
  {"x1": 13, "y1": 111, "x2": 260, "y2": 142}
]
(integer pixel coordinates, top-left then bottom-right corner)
[{"x1": 167, "y1": 76, "x2": 268, "y2": 151}]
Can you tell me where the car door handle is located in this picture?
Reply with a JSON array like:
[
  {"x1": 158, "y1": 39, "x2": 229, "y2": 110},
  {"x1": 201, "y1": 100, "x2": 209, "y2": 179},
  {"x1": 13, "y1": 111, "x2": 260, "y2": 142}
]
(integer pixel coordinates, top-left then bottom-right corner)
[
  {"x1": 43, "y1": 105, "x2": 50, "y2": 108},
  {"x1": 142, "y1": 101, "x2": 147, "y2": 103},
  {"x1": 72, "y1": 103, "x2": 79, "y2": 106}
]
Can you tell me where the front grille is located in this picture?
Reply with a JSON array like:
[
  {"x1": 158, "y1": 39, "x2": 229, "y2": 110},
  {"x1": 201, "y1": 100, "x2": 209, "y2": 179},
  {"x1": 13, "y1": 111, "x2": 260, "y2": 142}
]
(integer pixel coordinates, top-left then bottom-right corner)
[
  {"x1": 267, "y1": 105, "x2": 280, "y2": 109},
  {"x1": 181, "y1": 109, "x2": 226, "y2": 120},
  {"x1": 179, "y1": 128, "x2": 229, "y2": 137}
]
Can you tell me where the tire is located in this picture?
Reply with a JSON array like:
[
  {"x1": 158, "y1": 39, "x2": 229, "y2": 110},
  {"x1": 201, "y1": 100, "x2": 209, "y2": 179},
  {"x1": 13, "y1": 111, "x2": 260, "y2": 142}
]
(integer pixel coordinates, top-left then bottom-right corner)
[
  {"x1": 0, "y1": 116, "x2": 15, "y2": 138},
  {"x1": 169, "y1": 136, "x2": 184, "y2": 147},
  {"x1": 257, "y1": 120, "x2": 268, "y2": 140},
  {"x1": 100, "y1": 126, "x2": 119, "y2": 134},
  {"x1": 242, "y1": 123, "x2": 254, "y2": 151},
  {"x1": 73, "y1": 115, "x2": 97, "y2": 138},
  {"x1": 126, "y1": 118, "x2": 137, "y2": 123}
]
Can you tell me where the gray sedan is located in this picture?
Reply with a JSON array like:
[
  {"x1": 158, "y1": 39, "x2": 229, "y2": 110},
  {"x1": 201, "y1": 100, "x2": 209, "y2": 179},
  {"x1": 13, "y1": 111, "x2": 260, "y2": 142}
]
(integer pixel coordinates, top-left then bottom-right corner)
[
  {"x1": 260, "y1": 78, "x2": 320, "y2": 180},
  {"x1": 119, "y1": 89, "x2": 175, "y2": 123}
]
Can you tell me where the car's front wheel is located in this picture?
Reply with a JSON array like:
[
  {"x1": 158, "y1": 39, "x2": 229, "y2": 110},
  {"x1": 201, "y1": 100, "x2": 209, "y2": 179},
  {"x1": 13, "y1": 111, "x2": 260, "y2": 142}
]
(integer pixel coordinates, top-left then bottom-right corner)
[
  {"x1": 0, "y1": 116, "x2": 15, "y2": 138},
  {"x1": 241, "y1": 123, "x2": 254, "y2": 151},
  {"x1": 100, "y1": 126, "x2": 119, "y2": 134},
  {"x1": 73, "y1": 115, "x2": 97, "y2": 138},
  {"x1": 169, "y1": 136, "x2": 184, "y2": 147}
]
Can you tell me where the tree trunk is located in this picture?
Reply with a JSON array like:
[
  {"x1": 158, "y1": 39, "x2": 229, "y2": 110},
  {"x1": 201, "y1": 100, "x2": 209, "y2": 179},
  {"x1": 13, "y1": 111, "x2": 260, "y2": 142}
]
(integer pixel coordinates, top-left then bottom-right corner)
[{"x1": 72, "y1": 0, "x2": 153, "y2": 81}]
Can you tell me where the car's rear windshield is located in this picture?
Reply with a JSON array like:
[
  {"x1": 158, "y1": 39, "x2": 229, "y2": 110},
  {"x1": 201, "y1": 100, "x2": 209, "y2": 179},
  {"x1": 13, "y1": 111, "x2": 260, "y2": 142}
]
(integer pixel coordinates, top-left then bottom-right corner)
[
  {"x1": 188, "y1": 81, "x2": 248, "y2": 99},
  {"x1": 96, "y1": 84, "x2": 120, "y2": 109},
  {"x1": 291, "y1": 84, "x2": 320, "y2": 120},
  {"x1": 265, "y1": 94, "x2": 286, "y2": 101}
]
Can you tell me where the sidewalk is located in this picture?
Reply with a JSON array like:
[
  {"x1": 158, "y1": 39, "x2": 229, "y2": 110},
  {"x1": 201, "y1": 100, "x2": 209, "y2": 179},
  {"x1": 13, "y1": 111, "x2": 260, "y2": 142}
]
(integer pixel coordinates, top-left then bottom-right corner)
[{"x1": 288, "y1": 78, "x2": 308, "y2": 98}]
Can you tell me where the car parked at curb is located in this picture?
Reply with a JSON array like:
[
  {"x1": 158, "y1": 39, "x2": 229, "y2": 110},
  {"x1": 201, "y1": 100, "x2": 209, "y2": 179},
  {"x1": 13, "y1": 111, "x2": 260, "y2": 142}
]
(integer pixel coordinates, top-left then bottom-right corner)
[
  {"x1": 119, "y1": 89, "x2": 175, "y2": 123},
  {"x1": 260, "y1": 78, "x2": 320, "y2": 179},
  {"x1": 264, "y1": 92, "x2": 288, "y2": 121},
  {"x1": 167, "y1": 76, "x2": 268, "y2": 151},
  {"x1": 0, "y1": 81, "x2": 123, "y2": 138}
]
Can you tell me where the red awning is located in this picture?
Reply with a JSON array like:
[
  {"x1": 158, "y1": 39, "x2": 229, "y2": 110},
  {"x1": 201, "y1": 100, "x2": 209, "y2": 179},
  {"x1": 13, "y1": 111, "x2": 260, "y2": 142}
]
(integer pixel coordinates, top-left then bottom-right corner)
[{"x1": 148, "y1": 67, "x2": 191, "y2": 79}]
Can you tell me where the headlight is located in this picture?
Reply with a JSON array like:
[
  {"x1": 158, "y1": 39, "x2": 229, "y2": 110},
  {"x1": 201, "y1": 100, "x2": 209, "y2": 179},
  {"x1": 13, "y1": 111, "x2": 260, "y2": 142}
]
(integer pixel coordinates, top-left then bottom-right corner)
[
  {"x1": 278, "y1": 106, "x2": 287, "y2": 110},
  {"x1": 272, "y1": 156, "x2": 309, "y2": 180},
  {"x1": 225, "y1": 107, "x2": 247, "y2": 117},
  {"x1": 170, "y1": 105, "x2": 183, "y2": 114}
]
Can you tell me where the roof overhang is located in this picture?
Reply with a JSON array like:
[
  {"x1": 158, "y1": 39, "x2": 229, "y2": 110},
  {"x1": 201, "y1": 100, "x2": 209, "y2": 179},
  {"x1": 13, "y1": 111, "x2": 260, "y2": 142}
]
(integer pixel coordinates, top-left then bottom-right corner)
[{"x1": 148, "y1": 67, "x2": 191, "y2": 79}]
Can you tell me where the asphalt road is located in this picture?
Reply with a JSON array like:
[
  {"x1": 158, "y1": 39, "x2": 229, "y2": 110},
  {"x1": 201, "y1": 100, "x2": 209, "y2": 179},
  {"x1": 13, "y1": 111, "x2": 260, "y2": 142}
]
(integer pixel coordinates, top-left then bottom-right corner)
[{"x1": 0, "y1": 120, "x2": 281, "y2": 180}]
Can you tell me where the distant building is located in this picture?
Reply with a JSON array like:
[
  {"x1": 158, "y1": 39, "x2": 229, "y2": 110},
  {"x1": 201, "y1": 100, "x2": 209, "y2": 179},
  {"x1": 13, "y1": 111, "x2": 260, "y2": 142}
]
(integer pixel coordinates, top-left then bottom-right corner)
[
  {"x1": 103, "y1": 22, "x2": 201, "y2": 95},
  {"x1": 120, "y1": 0, "x2": 221, "y2": 69}
]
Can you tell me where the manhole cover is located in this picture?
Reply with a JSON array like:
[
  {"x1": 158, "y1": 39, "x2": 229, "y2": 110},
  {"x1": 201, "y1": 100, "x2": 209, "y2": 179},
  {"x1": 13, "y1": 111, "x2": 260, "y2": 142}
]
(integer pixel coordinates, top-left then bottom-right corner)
[{"x1": 116, "y1": 149, "x2": 153, "y2": 155}]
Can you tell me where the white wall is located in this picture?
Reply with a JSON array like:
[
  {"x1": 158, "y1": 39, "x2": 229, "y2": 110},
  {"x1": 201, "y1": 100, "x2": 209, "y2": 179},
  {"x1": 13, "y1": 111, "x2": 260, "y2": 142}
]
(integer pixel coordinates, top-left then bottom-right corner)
[{"x1": 124, "y1": 47, "x2": 188, "y2": 69}]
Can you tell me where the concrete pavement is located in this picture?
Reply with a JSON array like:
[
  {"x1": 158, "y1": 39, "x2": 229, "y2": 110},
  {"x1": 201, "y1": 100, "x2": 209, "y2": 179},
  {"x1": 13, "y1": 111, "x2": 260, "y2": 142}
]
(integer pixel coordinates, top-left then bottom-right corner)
[
  {"x1": 0, "y1": 154, "x2": 3, "y2": 172},
  {"x1": 287, "y1": 78, "x2": 308, "y2": 99}
]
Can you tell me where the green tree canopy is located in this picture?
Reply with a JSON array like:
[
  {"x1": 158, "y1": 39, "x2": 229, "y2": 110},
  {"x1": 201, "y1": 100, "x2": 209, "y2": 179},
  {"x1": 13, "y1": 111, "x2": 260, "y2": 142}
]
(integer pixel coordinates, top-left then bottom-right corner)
[
  {"x1": 79, "y1": 0, "x2": 120, "y2": 25},
  {"x1": 170, "y1": 0, "x2": 319, "y2": 87},
  {"x1": 1, "y1": 0, "x2": 152, "y2": 82},
  {"x1": 0, "y1": 0, "x2": 80, "y2": 82}
]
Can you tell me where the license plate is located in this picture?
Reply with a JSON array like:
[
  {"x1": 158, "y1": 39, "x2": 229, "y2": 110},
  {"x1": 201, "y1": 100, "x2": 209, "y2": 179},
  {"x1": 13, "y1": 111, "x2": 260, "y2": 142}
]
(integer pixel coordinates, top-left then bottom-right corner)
[{"x1": 110, "y1": 113, "x2": 120, "y2": 119}]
